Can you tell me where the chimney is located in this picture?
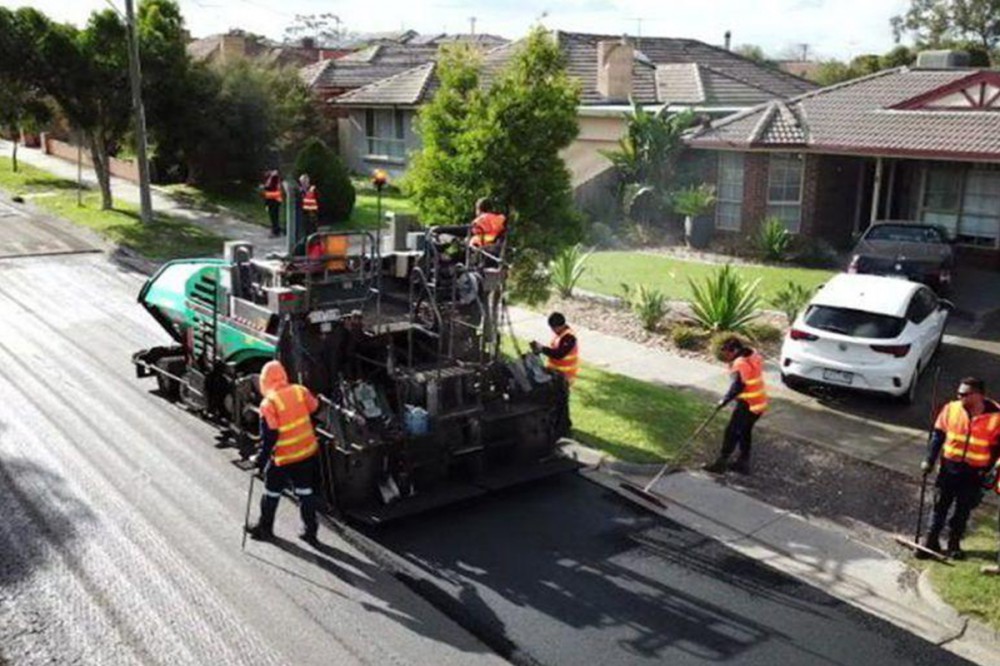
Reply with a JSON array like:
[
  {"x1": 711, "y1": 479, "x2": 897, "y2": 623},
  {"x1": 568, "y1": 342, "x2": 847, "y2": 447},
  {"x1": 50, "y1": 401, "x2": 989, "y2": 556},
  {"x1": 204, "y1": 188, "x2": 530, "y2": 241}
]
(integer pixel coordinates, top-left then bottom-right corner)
[
  {"x1": 724, "y1": 30, "x2": 732, "y2": 51},
  {"x1": 597, "y1": 38, "x2": 633, "y2": 101},
  {"x1": 220, "y1": 32, "x2": 247, "y2": 64},
  {"x1": 301, "y1": 36, "x2": 316, "y2": 50}
]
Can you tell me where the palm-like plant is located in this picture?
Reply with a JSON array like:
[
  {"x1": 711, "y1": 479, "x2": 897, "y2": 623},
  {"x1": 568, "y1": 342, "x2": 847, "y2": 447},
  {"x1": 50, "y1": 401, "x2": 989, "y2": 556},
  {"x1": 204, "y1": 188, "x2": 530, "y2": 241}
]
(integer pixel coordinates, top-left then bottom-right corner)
[
  {"x1": 756, "y1": 216, "x2": 792, "y2": 261},
  {"x1": 688, "y1": 264, "x2": 761, "y2": 333},
  {"x1": 549, "y1": 244, "x2": 594, "y2": 299},
  {"x1": 622, "y1": 283, "x2": 670, "y2": 332}
]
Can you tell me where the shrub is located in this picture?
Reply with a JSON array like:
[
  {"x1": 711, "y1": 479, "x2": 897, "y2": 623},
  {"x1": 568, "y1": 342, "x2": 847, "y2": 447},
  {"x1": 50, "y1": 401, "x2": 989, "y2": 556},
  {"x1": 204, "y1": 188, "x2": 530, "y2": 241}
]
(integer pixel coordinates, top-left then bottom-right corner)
[
  {"x1": 294, "y1": 138, "x2": 355, "y2": 224},
  {"x1": 755, "y1": 216, "x2": 792, "y2": 261},
  {"x1": 709, "y1": 331, "x2": 750, "y2": 362},
  {"x1": 671, "y1": 183, "x2": 717, "y2": 217},
  {"x1": 769, "y1": 281, "x2": 815, "y2": 324},
  {"x1": 688, "y1": 264, "x2": 761, "y2": 333},
  {"x1": 549, "y1": 244, "x2": 594, "y2": 299},
  {"x1": 744, "y1": 321, "x2": 784, "y2": 344},
  {"x1": 622, "y1": 283, "x2": 669, "y2": 332},
  {"x1": 671, "y1": 324, "x2": 707, "y2": 350},
  {"x1": 584, "y1": 221, "x2": 618, "y2": 249},
  {"x1": 508, "y1": 247, "x2": 551, "y2": 305}
]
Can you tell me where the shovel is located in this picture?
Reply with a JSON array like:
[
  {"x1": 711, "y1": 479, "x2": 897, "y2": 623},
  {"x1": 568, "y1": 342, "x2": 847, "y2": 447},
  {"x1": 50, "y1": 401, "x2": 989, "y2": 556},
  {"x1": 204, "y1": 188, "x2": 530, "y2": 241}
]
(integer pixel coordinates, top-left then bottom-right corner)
[{"x1": 619, "y1": 405, "x2": 721, "y2": 509}]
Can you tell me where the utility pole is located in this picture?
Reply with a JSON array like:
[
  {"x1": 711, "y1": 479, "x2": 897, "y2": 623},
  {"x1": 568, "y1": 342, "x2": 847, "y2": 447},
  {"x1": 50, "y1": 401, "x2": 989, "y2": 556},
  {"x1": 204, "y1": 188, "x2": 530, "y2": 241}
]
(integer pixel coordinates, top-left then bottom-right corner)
[
  {"x1": 124, "y1": 0, "x2": 153, "y2": 224},
  {"x1": 469, "y1": 16, "x2": 476, "y2": 36}
]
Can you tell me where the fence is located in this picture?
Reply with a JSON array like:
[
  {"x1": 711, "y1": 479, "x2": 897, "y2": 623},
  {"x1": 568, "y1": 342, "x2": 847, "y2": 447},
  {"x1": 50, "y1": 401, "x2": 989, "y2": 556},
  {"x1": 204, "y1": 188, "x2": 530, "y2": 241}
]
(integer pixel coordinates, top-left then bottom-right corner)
[{"x1": 41, "y1": 134, "x2": 140, "y2": 183}]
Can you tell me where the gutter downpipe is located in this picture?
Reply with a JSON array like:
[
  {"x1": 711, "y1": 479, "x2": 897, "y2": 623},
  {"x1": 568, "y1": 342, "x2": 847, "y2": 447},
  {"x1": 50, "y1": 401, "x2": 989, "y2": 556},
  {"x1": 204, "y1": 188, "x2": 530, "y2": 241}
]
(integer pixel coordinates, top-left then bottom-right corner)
[{"x1": 869, "y1": 156, "x2": 883, "y2": 225}]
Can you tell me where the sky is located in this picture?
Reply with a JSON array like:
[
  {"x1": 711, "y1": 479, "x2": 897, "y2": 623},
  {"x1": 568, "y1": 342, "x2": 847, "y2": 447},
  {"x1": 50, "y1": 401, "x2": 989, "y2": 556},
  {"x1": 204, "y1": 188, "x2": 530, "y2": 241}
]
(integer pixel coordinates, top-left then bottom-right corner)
[{"x1": 1, "y1": 0, "x2": 912, "y2": 61}]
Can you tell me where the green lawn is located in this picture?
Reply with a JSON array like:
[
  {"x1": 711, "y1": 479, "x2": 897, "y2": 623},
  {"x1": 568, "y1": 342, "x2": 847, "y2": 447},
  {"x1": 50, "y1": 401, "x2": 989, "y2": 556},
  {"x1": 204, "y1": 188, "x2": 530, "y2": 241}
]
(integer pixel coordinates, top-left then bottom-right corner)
[
  {"x1": 0, "y1": 159, "x2": 224, "y2": 260},
  {"x1": 161, "y1": 179, "x2": 418, "y2": 231},
  {"x1": 570, "y1": 364, "x2": 721, "y2": 463},
  {"x1": 578, "y1": 251, "x2": 835, "y2": 302},
  {"x1": 928, "y1": 515, "x2": 1000, "y2": 630}
]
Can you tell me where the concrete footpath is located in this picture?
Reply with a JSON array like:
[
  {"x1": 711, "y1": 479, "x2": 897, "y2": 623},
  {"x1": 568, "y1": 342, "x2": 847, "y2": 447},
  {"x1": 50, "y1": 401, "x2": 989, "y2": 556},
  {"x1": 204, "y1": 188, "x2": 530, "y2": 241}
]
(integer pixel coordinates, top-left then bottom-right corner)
[{"x1": 5, "y1": 142, "x2": 999, "y2": 663}]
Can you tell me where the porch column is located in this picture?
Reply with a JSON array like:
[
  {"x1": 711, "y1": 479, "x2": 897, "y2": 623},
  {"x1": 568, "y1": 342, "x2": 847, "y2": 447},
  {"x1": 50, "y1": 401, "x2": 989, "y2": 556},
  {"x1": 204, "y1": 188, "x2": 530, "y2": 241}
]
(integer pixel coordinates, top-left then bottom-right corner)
[{"x1": 869, "y1": 157, "x2": 883, "y2": 224}]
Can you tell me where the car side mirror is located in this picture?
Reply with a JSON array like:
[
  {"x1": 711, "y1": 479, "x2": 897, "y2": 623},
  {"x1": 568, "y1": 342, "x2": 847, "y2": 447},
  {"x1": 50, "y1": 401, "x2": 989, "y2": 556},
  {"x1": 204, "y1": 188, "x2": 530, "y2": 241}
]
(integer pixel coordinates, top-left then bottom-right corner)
[{"x1": 939, "y1": 299, "x2": 955, "y2": 312}]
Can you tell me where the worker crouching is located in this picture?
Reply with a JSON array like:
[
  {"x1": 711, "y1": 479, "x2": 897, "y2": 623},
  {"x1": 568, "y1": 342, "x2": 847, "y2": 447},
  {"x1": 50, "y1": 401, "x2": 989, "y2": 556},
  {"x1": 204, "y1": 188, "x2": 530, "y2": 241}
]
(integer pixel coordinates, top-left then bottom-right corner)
[
  {"x1": 919, "y1": 377, "x2": 1000, "y2": 559},
  {"x1": 246, "y1": 360, "x2": 321, "y2": 544}
]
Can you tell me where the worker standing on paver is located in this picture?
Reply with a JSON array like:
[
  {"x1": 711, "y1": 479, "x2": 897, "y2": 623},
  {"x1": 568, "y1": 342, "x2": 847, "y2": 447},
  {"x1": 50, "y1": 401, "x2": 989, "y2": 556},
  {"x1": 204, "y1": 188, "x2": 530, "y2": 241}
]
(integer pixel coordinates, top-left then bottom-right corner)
[
  {"x1": 261, "y1": 170, "x2": 284, "y2": 237},
  {"x1": 468, "y1": 197, "x2": 507, "y2": 250},
  {"x1": 299, "y1": 173, "x2": 319, "y2": 239},
  {"x1": 919, "y1": 377, "x2": 1000, "y2": 559},
  {"x1": 246, "y1": 360, "x2": 321, "y2": 544},
  {"x1": 532, "y1": 312, "x2": 579, "y2": 387},
  {"x1": 704, "y1": 336, "x2": 768, "y2": 475}
]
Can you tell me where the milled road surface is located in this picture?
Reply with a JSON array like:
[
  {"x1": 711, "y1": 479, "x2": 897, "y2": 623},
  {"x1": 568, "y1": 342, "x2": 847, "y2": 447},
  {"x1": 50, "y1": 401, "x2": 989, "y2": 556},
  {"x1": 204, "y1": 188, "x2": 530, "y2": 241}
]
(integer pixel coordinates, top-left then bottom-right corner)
[{"x1": 0, "y1": 204, "x2": 503, "y2": 665}]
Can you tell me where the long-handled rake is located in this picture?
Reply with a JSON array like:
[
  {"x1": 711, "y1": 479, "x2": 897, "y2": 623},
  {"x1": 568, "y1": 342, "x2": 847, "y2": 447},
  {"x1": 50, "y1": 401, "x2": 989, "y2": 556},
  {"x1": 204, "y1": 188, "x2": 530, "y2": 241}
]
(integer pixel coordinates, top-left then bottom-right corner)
[
  {"x1": 619, "y1": 405, "x2": 722, "y2": 509},
  {"x1": 241, "y1": 473, "x2": 256, "y2": 552}
]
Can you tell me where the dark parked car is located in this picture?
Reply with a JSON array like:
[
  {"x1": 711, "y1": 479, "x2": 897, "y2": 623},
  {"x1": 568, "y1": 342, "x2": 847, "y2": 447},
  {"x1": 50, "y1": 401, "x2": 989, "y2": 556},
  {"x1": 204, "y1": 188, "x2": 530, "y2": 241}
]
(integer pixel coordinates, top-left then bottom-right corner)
[{"x1": 848, "y1": 222, "x2": 955, "y2": 292}]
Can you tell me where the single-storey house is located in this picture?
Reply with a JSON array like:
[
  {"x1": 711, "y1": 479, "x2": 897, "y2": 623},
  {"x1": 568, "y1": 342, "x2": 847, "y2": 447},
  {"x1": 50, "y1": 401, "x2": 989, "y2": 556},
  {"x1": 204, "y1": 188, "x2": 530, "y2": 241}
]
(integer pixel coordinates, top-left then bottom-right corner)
[
  {"x1": 332, "y1": 30, "x2": 815, "y2": 190},
  {"x1": 685, "y1": 52, "x2": 1000, "y2": 268}
]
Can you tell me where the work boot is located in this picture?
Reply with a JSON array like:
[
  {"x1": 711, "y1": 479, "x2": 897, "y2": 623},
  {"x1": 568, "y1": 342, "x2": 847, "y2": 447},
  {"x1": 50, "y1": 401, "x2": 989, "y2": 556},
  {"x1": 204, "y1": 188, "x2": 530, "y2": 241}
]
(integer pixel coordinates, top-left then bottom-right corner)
[
  {"x1": 248, "y1": 495, "x2": 278, "y2": 542},
  {"x1": 702, "y1": 459, "x2": 728, "y2": 474},
  {"x1": 946, "y1": 536, "x2": 965, "y2": 560},
  {"x1": 299, "y1": 528, "x2": 319, "y2": 545},
  {"x1": 729, "y1": 457, "x2": 751, "y2": 475},
  {"x1": 915, "y1": 531, "x2": 942, "y2": 560}
]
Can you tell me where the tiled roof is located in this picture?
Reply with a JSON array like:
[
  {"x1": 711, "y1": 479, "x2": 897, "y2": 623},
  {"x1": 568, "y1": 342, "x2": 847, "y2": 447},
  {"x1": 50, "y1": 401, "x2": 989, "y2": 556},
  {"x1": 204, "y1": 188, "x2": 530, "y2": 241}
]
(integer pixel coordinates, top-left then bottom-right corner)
[
  {"x1": 335, "y1": 62, "x2": 437, "y2": 106},
  {"x1": 557, "y1": 31, "x2": 816, "y2": 107},
  {"x1": 334, "y1": 31, "x2": 811, "y2": 109},
  {"x1": 687, "y1": 67, "x2": 1000, "y2": 159},
  {"x1": 301, "y1": 44, "x2": 440, "y2": 91}
]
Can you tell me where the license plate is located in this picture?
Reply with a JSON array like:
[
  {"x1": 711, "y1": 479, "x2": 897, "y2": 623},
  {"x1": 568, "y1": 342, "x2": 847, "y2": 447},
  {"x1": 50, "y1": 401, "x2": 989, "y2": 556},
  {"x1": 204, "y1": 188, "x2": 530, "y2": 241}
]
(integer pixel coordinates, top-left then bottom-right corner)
[{"x1": 822, "y1": 369, "x2": 854, "y2": 385}]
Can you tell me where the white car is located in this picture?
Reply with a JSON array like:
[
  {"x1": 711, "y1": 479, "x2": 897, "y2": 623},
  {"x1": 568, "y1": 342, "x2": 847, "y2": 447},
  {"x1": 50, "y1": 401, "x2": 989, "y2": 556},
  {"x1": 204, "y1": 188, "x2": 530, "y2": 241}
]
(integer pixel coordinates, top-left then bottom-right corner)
[{"x1": 780, "y1": 273, "x2": 949, "y2": 403}]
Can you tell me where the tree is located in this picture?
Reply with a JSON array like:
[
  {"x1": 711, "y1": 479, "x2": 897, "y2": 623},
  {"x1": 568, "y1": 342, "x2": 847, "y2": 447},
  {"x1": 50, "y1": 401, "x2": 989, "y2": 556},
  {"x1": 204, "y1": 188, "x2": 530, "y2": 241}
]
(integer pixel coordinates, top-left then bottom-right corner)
[
  {"x1": 734, "y1": 44, "x2": 778, "y2": 69},
  {"x1": 408, "y1": 44, "x2": 485, "y2": 226},
  {"x1": 283, "y1": 13, "x2": 342, "y2": 44},
  {"x1": 294, "y1": 138, "x2": 355, "y2": 224},
  {"x1": 0, "y1": 81, "x2": 50, "y2": 172},
  {"x1": 892, "y1": 0, "x2": 1000, "y2": 51},
  {"x1": 409, "y1": 28, "x2": 581, "y2": 303}
]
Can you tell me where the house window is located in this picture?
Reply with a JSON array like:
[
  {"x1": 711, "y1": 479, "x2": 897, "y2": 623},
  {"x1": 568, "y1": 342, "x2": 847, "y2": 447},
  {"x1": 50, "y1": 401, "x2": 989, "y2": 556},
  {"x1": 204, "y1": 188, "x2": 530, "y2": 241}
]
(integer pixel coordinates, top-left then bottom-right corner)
[
  {"x1": 766, "y1": 153, "x2": 804, "y2": 233},
  {"x1": 920, "y1": 165, "x2": 1000, "y2": 247},
  {"x1": 715, "y1": 152, "x2": 744, "y2": 231},
  {"x1": 364, "y1": 109, "x2": 406, "y2": 160}
]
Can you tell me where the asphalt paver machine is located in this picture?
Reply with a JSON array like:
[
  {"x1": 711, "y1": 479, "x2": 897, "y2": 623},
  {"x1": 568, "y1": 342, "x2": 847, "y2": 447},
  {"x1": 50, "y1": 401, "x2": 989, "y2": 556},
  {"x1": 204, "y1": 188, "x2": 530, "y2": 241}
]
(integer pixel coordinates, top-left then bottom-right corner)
[{"x1": 133, "y1": 218, "x2": 573, "y2": 523}]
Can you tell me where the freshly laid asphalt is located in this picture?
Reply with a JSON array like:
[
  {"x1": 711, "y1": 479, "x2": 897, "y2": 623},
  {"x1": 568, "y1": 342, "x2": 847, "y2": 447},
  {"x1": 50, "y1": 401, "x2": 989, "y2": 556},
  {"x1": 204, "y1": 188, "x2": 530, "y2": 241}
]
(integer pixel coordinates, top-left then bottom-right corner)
[{"x1": 368, "y1": 473, "x2": 974, "y2": 666}]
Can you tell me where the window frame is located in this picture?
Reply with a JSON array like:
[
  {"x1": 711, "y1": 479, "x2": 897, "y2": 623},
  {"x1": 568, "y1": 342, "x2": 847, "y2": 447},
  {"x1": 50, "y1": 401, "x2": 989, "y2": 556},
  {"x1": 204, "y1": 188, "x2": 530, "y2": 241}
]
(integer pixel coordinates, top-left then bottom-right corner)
[
  {"x1": 766, "y1": 153, "x2": 805, "y2": 234},
  {"x1": 364, "y1": 108, "x2": 407, "y2": 162},
  {"x1": 715, "y1": 152, "x2": 745, "y2": 231},
  {"x1": 918, "y1": 164, "x2": 1000, "y2": 249}
]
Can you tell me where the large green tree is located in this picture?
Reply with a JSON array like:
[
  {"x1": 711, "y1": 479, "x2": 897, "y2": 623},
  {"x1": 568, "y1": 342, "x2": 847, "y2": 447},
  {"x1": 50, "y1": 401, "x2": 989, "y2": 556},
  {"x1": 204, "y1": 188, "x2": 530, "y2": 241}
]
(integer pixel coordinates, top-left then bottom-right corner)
[{"x1": 892, "y1": 0, "x2": 1000, "y2": 51}]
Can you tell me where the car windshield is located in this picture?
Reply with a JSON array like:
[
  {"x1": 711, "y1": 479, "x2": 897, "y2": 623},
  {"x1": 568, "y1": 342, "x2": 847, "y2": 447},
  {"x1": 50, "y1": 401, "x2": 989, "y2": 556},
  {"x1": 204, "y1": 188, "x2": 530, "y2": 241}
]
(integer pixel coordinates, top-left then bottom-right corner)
[
  {"x1": 804, "y1": 305, "x2": 906, "y2": 339},
  {"x1": 865, "y1": 225, "x2": 945, "y2": 244}
]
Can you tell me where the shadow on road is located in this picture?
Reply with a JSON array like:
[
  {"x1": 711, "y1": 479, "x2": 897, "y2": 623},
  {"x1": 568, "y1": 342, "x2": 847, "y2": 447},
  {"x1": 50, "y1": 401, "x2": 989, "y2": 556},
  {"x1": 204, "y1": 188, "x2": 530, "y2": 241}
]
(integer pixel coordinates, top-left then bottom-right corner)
[{"x1": 0, "y1": 427, "x2": 96, "y2": 587}]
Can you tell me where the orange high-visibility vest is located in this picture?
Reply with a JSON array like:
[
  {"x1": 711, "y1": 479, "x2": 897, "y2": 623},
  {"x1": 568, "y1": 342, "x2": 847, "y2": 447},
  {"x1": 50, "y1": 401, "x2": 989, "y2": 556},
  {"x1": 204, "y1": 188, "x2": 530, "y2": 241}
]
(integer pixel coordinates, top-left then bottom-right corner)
[
  {"x1": 935, "y1": 400, "x2": 1000, "y2": 469},
  {"x1": 546, "y1": 327, "x2": 579, "y2": 385},
  {"x1": 732, "y1": 351, "x2": 768, "y2": 415},
  {"x1": 263, "y1": 187, "x2": 283, "y2": 203},
  {"x1": 261, "y1": 385, "x2": 320, "y2": 467},
  {"x1": 302, "y1": 186, "x2": 319, "y2": 212},
  {"x1": 470, "y1": 213, "x2": 506, "y2": 247}
]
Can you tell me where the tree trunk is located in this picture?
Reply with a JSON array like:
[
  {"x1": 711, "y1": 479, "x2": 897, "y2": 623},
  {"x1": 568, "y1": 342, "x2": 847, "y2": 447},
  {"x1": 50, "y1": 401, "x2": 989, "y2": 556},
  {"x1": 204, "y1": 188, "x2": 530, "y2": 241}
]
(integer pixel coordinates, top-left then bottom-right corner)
[
  {"x1": 11, "y1": 136, "x2": 18, "y2": 173},
  {"x1": 88, "y1": 133, "x2": 113, "y2": 210}
]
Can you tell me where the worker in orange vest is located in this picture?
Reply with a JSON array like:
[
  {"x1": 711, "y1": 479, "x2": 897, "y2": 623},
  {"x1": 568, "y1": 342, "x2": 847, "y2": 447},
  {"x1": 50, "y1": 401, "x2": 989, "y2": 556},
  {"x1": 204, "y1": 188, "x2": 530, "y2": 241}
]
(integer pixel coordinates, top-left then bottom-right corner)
[
  {"x1": 918, "y1": 377, "x2": 1000, "y2": 559},
  {"x1": 246, "y1": 360, "x2": 322, "y2": 544},
  {"x1": 261, "y1": 170, "x2": 284, "y2": 237},
  {"x1": 704, "y1": 336, "x2": 768, "y2": 475},
  {"x1": 469, "y1": 197, "x2": 507, "y2": 249},
  {"x1": 531, "y1": 312, "x2": 579, "y2": 386},
  {"x1": 298, "y1": 173, "x2": 319, "y2": 239}
]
